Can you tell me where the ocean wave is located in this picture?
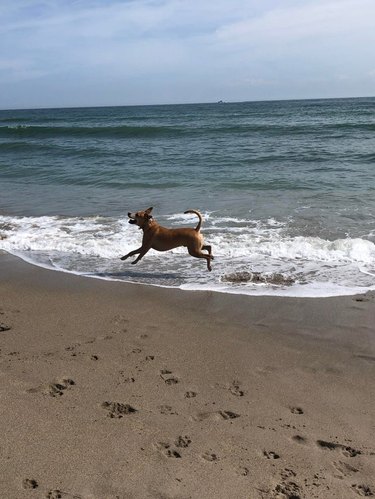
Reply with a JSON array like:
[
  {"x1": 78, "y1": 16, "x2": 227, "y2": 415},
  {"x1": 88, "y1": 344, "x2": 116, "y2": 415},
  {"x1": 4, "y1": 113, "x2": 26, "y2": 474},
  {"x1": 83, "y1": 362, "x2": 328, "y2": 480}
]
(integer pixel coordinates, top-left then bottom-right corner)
[
  {"x1": 1, "y1": 213, "x2": 374, "y2": 297},
  {"x1": 0, "y1": 124, "x2": 188, "y2": 139},
  {"x1": 1, "y1": 214, "x2": 373, "y2": 263},
  {"x1": 2, "y1": 121, "x2": 374, "y2": 141}
]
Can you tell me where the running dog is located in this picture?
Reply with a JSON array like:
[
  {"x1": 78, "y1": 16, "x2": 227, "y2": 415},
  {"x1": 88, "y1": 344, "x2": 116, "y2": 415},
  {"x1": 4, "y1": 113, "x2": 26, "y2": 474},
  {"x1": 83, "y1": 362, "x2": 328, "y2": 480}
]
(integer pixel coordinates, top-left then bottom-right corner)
[{"x1": 121, "y1": 207, "x2": 213, "y2": 271}]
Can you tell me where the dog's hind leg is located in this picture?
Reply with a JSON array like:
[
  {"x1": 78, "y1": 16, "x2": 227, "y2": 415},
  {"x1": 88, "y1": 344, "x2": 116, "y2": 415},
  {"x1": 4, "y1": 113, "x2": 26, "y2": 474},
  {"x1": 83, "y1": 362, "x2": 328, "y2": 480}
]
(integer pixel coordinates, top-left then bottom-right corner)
[
  {"x1": 202, "y1": 245, "x2": 213, "y2": 258},
  {"x1": 187, "y1": 248, "x2": 213, "y2": 271}
]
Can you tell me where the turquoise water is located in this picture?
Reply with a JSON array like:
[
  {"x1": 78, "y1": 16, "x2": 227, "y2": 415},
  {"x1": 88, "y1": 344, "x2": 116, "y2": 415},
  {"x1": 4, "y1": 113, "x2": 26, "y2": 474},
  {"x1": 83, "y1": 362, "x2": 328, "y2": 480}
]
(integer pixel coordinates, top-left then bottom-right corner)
[{"x1": 1, "y1": 98, "x2": 375, "y2": 295}]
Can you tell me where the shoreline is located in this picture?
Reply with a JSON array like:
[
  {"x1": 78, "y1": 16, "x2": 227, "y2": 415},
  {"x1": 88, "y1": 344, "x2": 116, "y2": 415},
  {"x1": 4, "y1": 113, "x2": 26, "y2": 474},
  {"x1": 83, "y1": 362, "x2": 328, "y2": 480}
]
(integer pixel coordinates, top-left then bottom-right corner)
[
  {"x1": 1, "y1": 253, "x2": 374, "y2": 498},
  {"x1": 2, "y1": 249, "x2": 375, "y2": 299}
]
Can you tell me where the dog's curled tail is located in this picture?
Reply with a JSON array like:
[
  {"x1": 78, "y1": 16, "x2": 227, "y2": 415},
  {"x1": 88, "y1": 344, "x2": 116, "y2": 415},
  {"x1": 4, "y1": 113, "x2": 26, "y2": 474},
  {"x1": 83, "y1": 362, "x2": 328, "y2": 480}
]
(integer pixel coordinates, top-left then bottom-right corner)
[{"x1": 184, "y1": 210, "x2": 203, "y2": 232}]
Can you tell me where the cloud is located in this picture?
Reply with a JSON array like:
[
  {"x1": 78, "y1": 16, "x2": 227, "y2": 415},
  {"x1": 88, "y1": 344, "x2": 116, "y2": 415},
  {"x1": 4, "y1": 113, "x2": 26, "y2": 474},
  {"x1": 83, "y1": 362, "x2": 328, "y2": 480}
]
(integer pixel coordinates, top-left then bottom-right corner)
[
  {"x1": 216, "y1": 0, "x2": 375, "y2": 60},
  {"x1": 0, "y1": 57, "x2": 49, "y2": 82},
  {"x1": 216, "y1": 0, "x2": 375, "y2": 41},
  {"x1": 1, "y1": 0, "x2": 375, "y2": 107}
]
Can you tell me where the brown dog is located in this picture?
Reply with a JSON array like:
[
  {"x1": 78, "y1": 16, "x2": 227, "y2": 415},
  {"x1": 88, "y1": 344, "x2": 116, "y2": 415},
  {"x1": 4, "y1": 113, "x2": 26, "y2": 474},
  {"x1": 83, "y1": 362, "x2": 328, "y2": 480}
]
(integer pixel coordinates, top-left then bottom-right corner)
[{"x1": 121, "y1": 207, "x2": 213, "y2": 271}]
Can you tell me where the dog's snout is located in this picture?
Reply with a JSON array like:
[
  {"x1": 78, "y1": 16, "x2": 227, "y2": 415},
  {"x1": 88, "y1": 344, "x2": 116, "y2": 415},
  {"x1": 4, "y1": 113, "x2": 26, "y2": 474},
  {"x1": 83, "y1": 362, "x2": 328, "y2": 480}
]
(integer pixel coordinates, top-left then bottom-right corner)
[{"x1": 128, "y1": 211, "x2": 137, "y2": 224}]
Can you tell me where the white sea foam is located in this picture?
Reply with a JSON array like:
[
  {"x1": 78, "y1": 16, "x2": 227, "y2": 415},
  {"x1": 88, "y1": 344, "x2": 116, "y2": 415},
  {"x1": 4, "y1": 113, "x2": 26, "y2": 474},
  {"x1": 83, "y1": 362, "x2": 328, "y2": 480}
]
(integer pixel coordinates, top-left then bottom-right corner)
[{"x1": 1, "y1": 213, "x2": 374, "y2": 297}]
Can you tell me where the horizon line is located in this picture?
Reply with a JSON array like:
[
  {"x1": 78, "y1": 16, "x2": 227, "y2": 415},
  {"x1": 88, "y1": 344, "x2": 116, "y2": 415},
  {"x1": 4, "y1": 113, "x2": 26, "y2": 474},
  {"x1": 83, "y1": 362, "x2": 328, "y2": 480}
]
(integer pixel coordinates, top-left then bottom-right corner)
[{"x1": 1, "y1": 94, "x2": 374, "y2": 113}]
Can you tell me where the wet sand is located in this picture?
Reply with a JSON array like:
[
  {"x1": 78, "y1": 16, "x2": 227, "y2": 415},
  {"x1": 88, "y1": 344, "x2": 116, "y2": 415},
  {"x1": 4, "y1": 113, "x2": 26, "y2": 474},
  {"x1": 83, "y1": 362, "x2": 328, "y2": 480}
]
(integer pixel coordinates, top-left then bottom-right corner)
[{"x1": 0, "y1": 253, "x2": 374, "y2": 498}]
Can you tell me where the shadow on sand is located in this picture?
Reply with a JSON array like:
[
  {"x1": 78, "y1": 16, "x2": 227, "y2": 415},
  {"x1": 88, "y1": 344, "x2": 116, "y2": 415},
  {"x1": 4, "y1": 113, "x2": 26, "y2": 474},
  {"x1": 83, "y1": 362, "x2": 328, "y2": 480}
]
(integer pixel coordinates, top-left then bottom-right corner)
[{"x1": 84, "y1": 270, "x2": 180, "y2": 281}]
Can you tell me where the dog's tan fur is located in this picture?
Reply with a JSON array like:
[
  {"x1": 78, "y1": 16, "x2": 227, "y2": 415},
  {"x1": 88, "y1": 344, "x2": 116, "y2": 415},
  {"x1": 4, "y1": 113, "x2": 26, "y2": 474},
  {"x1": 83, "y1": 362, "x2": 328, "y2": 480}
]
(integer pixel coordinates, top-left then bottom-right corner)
[{"x1": 121, "y1": 207, "x2": 213, "y2": 271}]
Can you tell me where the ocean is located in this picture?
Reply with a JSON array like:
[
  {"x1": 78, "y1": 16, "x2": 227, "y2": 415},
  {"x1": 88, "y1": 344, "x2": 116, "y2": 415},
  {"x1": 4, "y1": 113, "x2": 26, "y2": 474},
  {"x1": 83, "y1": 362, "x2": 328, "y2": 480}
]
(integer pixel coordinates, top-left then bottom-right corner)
[{"x1": 1, "y1": 98, "x2": 375, "y2": 296}]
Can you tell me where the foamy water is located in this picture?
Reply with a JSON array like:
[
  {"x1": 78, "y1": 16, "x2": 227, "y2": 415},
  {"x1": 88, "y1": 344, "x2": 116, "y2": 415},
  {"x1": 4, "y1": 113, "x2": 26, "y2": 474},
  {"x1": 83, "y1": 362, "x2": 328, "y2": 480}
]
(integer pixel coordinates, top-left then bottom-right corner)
[
  {"x1": 1, "y1": 212, "x2": 374, "y2": 297},
  {"x1": 1, "y1": 99, "x2": 374, "y2": 296}
]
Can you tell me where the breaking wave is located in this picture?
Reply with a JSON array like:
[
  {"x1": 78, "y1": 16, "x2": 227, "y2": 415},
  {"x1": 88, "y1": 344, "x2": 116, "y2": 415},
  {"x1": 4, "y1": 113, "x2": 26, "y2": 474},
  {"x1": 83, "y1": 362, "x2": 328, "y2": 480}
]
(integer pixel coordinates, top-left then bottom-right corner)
[{"x1": 1, "y1": 213, "x2": 374, "y2": 297}]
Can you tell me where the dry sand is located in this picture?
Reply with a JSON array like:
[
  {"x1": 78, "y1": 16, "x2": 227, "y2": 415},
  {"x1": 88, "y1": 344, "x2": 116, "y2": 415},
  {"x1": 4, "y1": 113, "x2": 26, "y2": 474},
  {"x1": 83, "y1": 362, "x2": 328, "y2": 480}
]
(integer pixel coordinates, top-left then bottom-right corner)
[{"x1": 0, "y1": 252, "x2": 374, "y2": 499}]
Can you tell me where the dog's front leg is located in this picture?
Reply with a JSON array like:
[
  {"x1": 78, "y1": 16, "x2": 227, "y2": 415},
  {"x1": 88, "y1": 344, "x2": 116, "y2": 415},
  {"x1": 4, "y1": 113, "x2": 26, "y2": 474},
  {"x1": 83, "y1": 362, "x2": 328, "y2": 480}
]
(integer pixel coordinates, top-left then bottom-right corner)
[
  {"x1": 131, "y1": 243, "x2": 152, "y2": 264},
  {"x1": 120, "y1": 247, "x2": 142, "y2": 261}
]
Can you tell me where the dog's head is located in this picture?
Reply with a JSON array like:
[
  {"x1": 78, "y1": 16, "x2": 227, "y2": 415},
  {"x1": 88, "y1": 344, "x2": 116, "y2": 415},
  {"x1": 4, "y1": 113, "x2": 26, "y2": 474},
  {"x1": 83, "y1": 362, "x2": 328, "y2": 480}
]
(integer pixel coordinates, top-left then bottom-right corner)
[{"x1": 127, "y1": 207, "x2": 153, "y2": 228}]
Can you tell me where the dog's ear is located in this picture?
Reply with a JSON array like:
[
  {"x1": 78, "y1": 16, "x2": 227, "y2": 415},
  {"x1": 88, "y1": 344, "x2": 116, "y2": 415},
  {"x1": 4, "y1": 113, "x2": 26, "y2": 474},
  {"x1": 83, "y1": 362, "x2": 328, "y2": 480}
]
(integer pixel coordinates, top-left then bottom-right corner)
[{"x1": 145, "y1": 207, "x2": 153, "y2": 217}]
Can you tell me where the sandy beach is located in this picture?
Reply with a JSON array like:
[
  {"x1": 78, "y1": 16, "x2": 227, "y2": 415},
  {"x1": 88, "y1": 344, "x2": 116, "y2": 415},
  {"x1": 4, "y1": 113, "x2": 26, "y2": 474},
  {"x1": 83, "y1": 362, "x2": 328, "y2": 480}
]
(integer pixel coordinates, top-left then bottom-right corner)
[{"x1": 0, "y1": 252, "x2": 374, "y2": 499}]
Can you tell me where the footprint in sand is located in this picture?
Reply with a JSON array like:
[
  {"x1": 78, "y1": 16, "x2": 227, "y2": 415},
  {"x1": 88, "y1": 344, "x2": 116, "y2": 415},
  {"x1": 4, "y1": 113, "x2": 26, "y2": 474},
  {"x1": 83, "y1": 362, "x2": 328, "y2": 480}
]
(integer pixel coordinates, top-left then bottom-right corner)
[
  {"x1": 229, "y1": 380, "x2": 245, "y2": 397},
  {"x1": 22, "y1": 478, "x2": 38, "y2": 489},
  {"x1": 238, "y1": 466, "x2": 250, "y2": 476},
  {"x1": 119, "y1": 371, "x2": 135, "y2": 384},
  {"x1": 263, "y1": 450, "x2": 280, "y2": 460},
  {"x1": 184, "y1": 391, "x2": 197, "y2": 398},
  {"x1": 353, "y1": 292, "x2": 375, "y2": 302},
  {"x1": 159, "y1": 405, "x2": 178, "y2": 415},
  {"x1": 28, "y1": 378, "x2": 75, "y2": 397},
  {"x1": 333, "y1": 460, "x2": 359, "y2": 478},
  {"x1": 46, "y1": 491, "x2": 81, "y2": 499},
  {"x1": 160, "y1": 369, "x2": 179, "y2": 385},
  {"x1": 292, "y1": 435, "x2": 307, "y2": 444},
  {"x1": 164, "y1": 377, "x2": 179, "y2": 385},
  {"x1": 317, "y1": 440, "x2": 361, "y2": 457},
  {"x1": 46, "y1": 491, "x2": 62, "y2": 499},
  {"x1": 154, "y1": 436, "x2": 191, "y2": 458},
  {"x1": 101, "y1": 401, "x2": 137, "y2": 418},
  {"x1": 273, "y1": 480, "x2": 302, "y2": 499},
  {"x1": 351, "y1": 484, "x2": 374, "y2": 497},
  {"x1": 192, "y1": 410, "x2": 240, "y2": 422},
  {"x1": 268, "y1": 468, "x2": 303, "y2": 499},
  {"x1": 219, "y1": 410, "x2": 240, "y2": 420},
  {"x1": 155, "y1": 442, "x2": 181, "y2": 459},
  {"x1": 46, "y1": 379, "x2": 75, "y2": 397},
  {"x1": 280, "y1": 469, "x2": 296, "y2": 480},
  {"x1": 290, "y1": 407, "x2": 304, "y2": 414},
  {"x1": 65, "y1": 343, "x2": 81, "y2": 351},
  {"x1": 201, "y1": 452, "x2": 218, "y2": 462},
  {"x1": 175, "y1": 436, "x2": 191, "y2": 448}
]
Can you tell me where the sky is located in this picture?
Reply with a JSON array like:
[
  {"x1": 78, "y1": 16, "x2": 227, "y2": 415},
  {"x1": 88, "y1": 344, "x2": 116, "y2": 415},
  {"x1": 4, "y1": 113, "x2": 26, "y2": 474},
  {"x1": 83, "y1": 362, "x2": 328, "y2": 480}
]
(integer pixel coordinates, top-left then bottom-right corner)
[{"x1": 1, "y1": 0, "x2": 375, "y2": 109}]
